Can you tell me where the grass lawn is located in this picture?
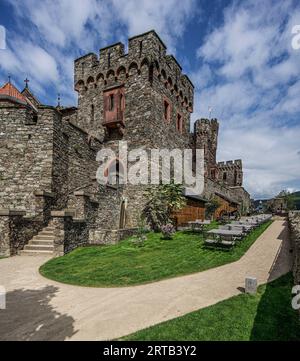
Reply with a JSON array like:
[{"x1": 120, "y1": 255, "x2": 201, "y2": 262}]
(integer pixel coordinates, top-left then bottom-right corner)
[
  {"x1": 40, "y1": 221, "x2": 272, "y2": 287},
  {"x1": 122, "y1": 273, "x2": 300, "y2": 341}
]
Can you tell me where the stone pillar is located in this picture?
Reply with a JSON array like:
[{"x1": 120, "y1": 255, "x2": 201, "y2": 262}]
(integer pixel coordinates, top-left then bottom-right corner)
[
  {"x1": 0, "y1": 209, "x2": 26, "y2": 256},
  {"x1": 50, "y1": 210, "x2": 74, "y2": 257},
  {"x1": 73, "y1": 191, "x2": 90, "y2": 220},
  {"x1": 34, "y1": 190, "x2": 55, "y2": 223},
  {"x1": 0, "y1": 212, "x2": 10, "y2": 257}
]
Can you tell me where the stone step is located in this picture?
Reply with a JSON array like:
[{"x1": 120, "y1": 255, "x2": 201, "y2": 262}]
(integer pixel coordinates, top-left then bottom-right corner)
[
  {"x1": 32, "y1": 238, "x2": 55, "y2": 243},
  {"x1": 24, "y1": 244, "x2": 54, "y2": 251},
  {"x1": 29, "y1": 239, "x2": 54, "y2": 246},
  {"x1": 19, "y1": 250, "x2": 54, "y2": 256},
  {"x1": 43, "y1": 227, "x2": 55, "y2": 232},
  {"x1": 33, "y1": 234, "x2": 54, "y2": 240},
  {"x1": 39, "y1": 230, "x2": 54, "y2": 236},
  {"x1": 20, "y1": 223, "x2": 56, "y2": 256}
]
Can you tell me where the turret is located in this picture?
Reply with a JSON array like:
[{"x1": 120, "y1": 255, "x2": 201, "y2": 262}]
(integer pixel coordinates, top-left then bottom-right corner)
[
  {"x1": 217, "y1": 159, "x2": 243, "y2": 186},
  {"x1": 72, "y1": 30, "x2": 194, "y2": 142},
  {"x1": 194, "y1": 118, "x2": 219, "y2": 179}
]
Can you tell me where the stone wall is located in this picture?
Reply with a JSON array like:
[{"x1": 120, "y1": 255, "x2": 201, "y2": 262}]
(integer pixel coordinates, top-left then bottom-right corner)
[
  {"x1": 0, "y1": 210, "x2": 45, "y2": 256},
  {"x1": 50, "y1": 211, "x2": 89, "y2": 256},
  {"x1": 289, "y1": 211, "x2": 300, "y2": 284},
  {"x1": 0, "y1": 105, "x2": 54, "y2": 213},
  {"x1": 89, "y1": 227, "x2": 137, "y2": 245}
]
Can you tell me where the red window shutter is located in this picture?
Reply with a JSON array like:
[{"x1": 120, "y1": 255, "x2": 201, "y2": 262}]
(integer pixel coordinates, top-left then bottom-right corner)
[{"x1": 104, "y1": 94, "x2": 109, "y2": 111}]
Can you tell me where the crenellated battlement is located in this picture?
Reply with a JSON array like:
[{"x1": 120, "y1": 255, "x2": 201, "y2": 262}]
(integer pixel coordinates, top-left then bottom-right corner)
[
  {"x1": 74, "y1": 30, "x2": 193, "y2": 111},
  {"x1": 194, "y1": 118, "x2": 219, "y2": 132},
  {"x1": 218, "y1": 159, "x2": 242, "y2": 168},
  {"x1": 99, "y1": 42, "x2": 125, "y2": 67},
  {"x1": 217, "y1": 159, "x2": 243, "y2": 186}
]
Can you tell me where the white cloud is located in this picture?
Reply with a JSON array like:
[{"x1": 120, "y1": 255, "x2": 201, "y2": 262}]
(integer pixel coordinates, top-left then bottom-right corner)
[
  {"x1": 193, "y1": 0, "x2": 300, "y2": 198},
  {"x1": 0, "y1": 38, "x2": 59, "y2": 91},
  {"x1": 111, "y1": 0, "x2": 196, "y2": 52},
  {"x1": 219, "y1": 124, "x2": 300, "y2": 198},
  {"x1": 2, "y1": 0, "x2": 195, "y2": 105}
]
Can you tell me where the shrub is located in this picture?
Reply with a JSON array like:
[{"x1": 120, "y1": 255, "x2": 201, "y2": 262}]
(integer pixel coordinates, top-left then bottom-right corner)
[
  {"x1": 131, "y1": 219, "x2": 148, "y2": 247},
  {"x1": 161, "y1": 223, "x2": 176, "y2": 239}
]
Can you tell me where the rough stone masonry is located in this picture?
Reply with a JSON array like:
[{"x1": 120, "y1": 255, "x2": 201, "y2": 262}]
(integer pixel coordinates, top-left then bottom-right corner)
[
  {"x1": 289, "y1": 211, "x2": 300, "y2": 285},
  {"x1": 0, "y1": 30, "x2": 251, "y2": 256}
]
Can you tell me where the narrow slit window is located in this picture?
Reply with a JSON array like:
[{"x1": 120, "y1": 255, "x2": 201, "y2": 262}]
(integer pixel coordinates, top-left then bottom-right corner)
[
  {"x1": 91, "y1": 104, "x2": 94, "y2": 121},
  {"x1": 164, "y1": 100, "x2": 170, "y2": 122},
  {"x1": 176, "y1": 113, "x2": 182, "y2": 133},
  {"x1": 139, "y1": 41, "x2": 143, "y2": 57},
  {"x1": 109, "y1": 94, "x2": 114, "y2": 111},
  {"x1": 108, "y1": 52, "x2": 111, "y2": 68}
]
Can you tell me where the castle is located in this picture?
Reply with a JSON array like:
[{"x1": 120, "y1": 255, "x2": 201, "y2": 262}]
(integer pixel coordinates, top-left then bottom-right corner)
[{"x1": 0, "y1": 30, "x2": 250, "y2": 257}]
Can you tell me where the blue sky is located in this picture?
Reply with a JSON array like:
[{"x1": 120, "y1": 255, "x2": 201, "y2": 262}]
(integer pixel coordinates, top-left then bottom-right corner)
[{"x1": 0, "y1": 0, "x2": 300, "y2": 199}]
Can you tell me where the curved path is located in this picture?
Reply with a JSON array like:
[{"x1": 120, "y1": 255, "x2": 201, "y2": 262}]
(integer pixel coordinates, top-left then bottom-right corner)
[{"x1": 0, "y1": 219, "x2": 292, "y2": 340}]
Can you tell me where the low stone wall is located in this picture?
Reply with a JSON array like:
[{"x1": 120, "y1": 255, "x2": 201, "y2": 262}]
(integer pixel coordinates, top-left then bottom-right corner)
[
  {"x1": 89, "y1": 228, "x2": 137, "y2": 245},
  {"x1": 50, "y1": 211, "x2": 89, "y2": 256},
  {"x1": 0, "y1": 209, "x2": 45, "y2": 256},
  {"x1": 289, "y1": 211, "x2": 300, "y2": 284}
]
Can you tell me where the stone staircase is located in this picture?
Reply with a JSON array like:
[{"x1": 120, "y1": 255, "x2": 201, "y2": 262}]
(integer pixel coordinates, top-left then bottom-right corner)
[{"x1": 19, "y1": 225, "x2": 55, "y2": 256}]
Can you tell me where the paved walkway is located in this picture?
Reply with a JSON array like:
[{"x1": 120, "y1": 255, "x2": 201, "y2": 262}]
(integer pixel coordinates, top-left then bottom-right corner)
[{"x1": 0, "y1": 219, "x2": 292, "y2": 340}]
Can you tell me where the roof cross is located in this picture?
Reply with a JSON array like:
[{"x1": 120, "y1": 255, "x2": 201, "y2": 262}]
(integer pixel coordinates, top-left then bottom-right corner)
[{"x1": 24, "y1": 77, "x2": 29, "y2": 88}]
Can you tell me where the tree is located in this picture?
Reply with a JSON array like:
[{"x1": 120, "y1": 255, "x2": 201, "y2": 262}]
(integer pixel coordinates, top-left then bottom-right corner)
[
  {"x1": 205, "y1": 195, "x2": 220, "y2": 220},
  {"x1": 142, "y1": 182, "x2": 186, "y2": 231}
]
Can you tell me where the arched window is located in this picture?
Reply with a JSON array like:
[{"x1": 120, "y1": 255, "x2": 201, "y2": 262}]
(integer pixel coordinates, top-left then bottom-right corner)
[
  {"x1": 176, "y1": 113, "x2": 182, "y2": 133},
  {"x1": 223, "y1": 172, "x2": 227, "y2": 181},
  {"x1": 149, "y1": 63, "x2": 154, "y2": 83},
  {"x1": 164, "y1": 99, "x2": 171, "y2": 122}
]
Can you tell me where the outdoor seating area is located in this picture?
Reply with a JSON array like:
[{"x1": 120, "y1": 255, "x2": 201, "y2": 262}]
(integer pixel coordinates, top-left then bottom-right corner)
[
  {"x1": 204, "y1": 214, "x2": 272, "y2": 250},
  {"x1": 187, "y1": 219, "x2": 211, "y2": 232}
]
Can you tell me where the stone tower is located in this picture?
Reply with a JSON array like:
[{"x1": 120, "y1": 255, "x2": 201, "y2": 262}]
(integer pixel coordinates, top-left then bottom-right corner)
[
  {"x1": 73, "y1": 30, "x2": 194, "y2": 149},
  {"x1": 71, "y1": 30, "x2": 196, "y2": 230},
  {"x1": 217, "y1": 159, "x2": 243, "y2": 186},
  {"x1": 193, "y1": 118, "x2": 219, "y2": 180}
]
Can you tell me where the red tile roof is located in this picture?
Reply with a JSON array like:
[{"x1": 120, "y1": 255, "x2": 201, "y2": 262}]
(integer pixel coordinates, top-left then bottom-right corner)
[{"x1": 0, "y1": 82, "x2": 27, "y2": 103}]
